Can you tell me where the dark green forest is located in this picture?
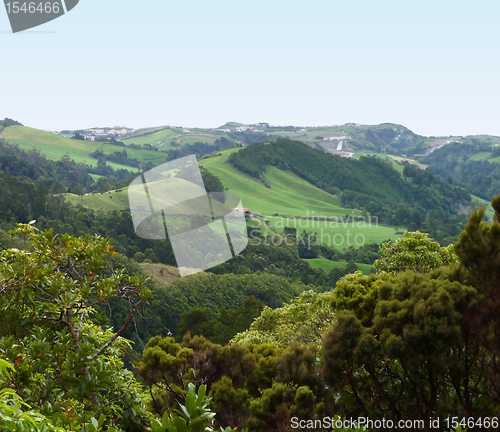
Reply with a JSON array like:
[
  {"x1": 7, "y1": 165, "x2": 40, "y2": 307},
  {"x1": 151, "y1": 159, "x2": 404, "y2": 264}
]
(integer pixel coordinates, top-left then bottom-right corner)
[{"x1": 421, "y1": 141, "x2": 500, "y2": 201}]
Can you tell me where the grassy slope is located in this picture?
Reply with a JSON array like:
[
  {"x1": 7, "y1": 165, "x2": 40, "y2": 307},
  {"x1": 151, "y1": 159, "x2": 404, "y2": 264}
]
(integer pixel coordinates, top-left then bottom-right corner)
[
  {"x1": 1, "y1": 125, "x2": 99, "y2": 164},
  {"x1": 64, "y1": 190, "x2": 129, "y2": 212},
  {"x1": 470, "y1": 194, "x2": 495, "y2": 220},
  {"x1": 121, "y1": 128, "x2": 180, "y2": 146},
  {"x1": 0, "y1": 125, "x2": 136, "y2": 171},
  {"x1": 354, "y1": 152, "x2": 424, "y2": 170},
  {"x1": 470, "y1": 151, "x2": 490, "y2": 161},
  {"x1": 306, "y1": 258, "x2": 373, "y2": 275},
  {"x1": 121, "y1": 127, "x2": 220, "y2": 147},
  {"x1": 469, "y1": 151, "x2": 500, "y2": 164},
  {"x1": 200, "y1": 149, "x2": 361, "y2": 218},
  {"x1": 97, "y1": 143, "x2": 166, "y2": 164}
]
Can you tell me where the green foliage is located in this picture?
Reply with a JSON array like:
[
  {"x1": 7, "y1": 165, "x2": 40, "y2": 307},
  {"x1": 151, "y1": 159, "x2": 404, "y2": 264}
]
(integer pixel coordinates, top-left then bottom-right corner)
[
  {"x1": 453, "y1": 196, "x2": 500, "y2": 409},
  {"x1": 151, "y1": 272, "x2": 303, "y2": 337},
  {"x1": 0, "y1": 117, "x2": 23, "y2": 128},
  {"x1": 137, "y1": 335, "x2": 335, "y2": 432},
  {"x1": 0, "y1": 224, "x2": 153, "y2": 430},
  {"x1": 0, "y1": 359, "x2": 65, "y2": 432},
  {"x1": 90, "y1": 149, "x2": 152, "y2": 169},
  {"x1": 199, "y1": 167, "x2": 225, "y2": 194},
  {"x1": 177, "y1": 297, "x2": 264, "y2": 345},
  {"x1": 0, "y1": 140, "x2": 94, "y2": 190},
  {"x1": 232, "y1": 290, "x2": 336, "y2": 347},
  {"x1": 323, "y1": 269, "x2": 485, "y2": 421},
  {"x1": 422, "y1": 140, "x2": 500, "y2": 201},
  {"x1": 150, "y1": 383, "x2": 240, "y2": 432},
  {"x1": 344, "y1": 260, "x2": 358, "y2": 274},
  {"x1": 374, "y1": 231, "x2": 458, "y2": 274},
  {"x1": 306, "y1": 259, "x2": 373, "y2": 280}
]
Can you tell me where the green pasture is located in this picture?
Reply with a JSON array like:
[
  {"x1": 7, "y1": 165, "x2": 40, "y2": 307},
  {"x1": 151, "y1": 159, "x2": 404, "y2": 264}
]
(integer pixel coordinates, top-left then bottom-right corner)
[
  {"x1": 470, "y1": 194, "x2": 495, "y2": 220},
  {"x1": 470, "y1": 152, "x2": 490, "y2": 161},
  {"x1": 0, "y1": 125, "x2": 99, "y2": 164},
  {"x1": 97, "y1": 143, "x2": 166, "y2": 164},
  {"x1": 64, "y1": 190, "x2": 129, "y2": 212},
  {"x1": 489, "y1": 155, "x2": 500, "y2": 163},
  {"x1": 179, "y1": 135, "x2": 217, "y2": 144},
  {"x1": 306, "y1": 258, "x2": 374, "y2": 275},
  {"x1": 121, "y1": 128, "x2": 180, "y2": 146}
]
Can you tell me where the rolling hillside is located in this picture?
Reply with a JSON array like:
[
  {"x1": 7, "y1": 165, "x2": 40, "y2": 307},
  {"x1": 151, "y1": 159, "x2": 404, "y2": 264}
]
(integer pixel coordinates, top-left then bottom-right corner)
[
  {"x1": 0, "y1": 124, "x2": 163, "y2": 172},
  {"x1": 0, "y1": 125, "x2": 101, "y2": 164},
  {"x1": 65, "y1": 148, "x2": 362, "y2": 218},
  {"x1": 199, "y1": 149, "x2": 361, "y2": 218},
  {"x1": 63, "y1": 139, "x2": 476, "y2": 250},
  {"x1": 121, "y1": 126, "x2": 221, "y2": 148}
]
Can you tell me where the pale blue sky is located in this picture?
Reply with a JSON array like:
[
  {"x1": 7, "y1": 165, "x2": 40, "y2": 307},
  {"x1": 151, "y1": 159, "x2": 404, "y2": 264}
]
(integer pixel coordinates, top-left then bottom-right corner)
[{"x1": 1, "y1": 0, "x2": 499, "y2": 136}]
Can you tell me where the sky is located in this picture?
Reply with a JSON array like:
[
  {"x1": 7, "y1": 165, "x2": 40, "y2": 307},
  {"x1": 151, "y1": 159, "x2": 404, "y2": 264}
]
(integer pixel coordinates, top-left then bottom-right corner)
[{"x1": 1, "y1": 0, "x2": 499, "y2": 136}]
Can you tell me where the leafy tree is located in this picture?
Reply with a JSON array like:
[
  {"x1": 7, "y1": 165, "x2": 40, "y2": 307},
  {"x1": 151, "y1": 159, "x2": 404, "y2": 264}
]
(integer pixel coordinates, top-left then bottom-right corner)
[
  {"x1": 137, "y1": 335, "x2": 336, "y2": 432},
  {"x1": 232, "y1": 290, "x2": 335, "y2": 347},
  {"x1": 177, "y1": 297, "x2": 265, "y2": 345},
  {"x1": 453, "y1": 196, "x2": 500, "y2": 410},
  {"x1": 323, "y1": 270, "x2": 479, "y2": 422},
  {"x1": 345, "y1": 260, "x2": 359, "y2": 274},
  {"x1": 177, "y1": 307, "x2": 214, "y2": 340},
  {"x1": 374, "y1": 231, "x2": 458, "y2": 274},
  {"x1": 0, "y1": 359, "x2": 65, "y2": 431},
  {"x1": 0, "y1": 223, "x2": 153, "y2": 430}
]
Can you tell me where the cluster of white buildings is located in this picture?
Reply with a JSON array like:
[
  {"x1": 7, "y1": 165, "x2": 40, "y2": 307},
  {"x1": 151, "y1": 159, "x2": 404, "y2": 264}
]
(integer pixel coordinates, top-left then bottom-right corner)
[
  {"x1": 83, "y1": 128, "x2": 134, "y2": 142},
  {"x1": 323, "y1": 135, "x2": 352, "y2": 141}
]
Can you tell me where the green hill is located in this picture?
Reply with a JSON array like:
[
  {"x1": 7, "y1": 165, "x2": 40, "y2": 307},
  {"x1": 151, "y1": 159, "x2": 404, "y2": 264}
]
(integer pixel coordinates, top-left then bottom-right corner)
[
  {"x1": 65, "y1": 140, "x2": 467, "y2": 248},
  {"x1": 0, "y1": 125, "x2": 162, "y2": 172},
  {"x1": 67, "y1": 148, "x2": 360, "y2": 218},
  {"x1": 121, "y1": 126, "x2": 221, "y2": 148},
  {"x1": 121, "y1": 127, "x2": 180, "y2": 147},
  {"x1": 0, "y1": 125, "x2": 100, "y2": 164},
  {"x1": 421, "y1": 141, "x2": 500, "y2": 201},
  {"x1": 200, "y1": 149, "x2": 360, "y2": 218},
  {"x1": 267, "y1": 216, "x2": 402, "y2": 246},
  {"x1": 228, "y1": 139, "x2": 471, "y2": 215}
]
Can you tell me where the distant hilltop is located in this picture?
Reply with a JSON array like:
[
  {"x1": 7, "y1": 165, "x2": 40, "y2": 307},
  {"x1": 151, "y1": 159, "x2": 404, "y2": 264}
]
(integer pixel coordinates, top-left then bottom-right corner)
[
  {"x1": 2, "y1": 117, "x2": 500, "y2": 160},
  {"x1": 0, "y1": 118, "x2": 23, "y2": 128}
]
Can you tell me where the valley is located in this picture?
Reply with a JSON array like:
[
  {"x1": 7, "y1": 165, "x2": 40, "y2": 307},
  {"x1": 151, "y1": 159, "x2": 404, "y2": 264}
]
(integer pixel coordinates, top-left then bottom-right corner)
[{"x1": 1, "y1": 117, "x2": 500, "y2": 430}]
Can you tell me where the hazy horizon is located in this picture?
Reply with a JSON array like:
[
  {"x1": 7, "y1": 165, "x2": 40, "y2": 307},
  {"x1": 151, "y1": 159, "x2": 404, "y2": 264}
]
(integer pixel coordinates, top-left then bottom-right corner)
[{"x1": 14, "y1": 119, "x2": 498, "y2": 139}]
